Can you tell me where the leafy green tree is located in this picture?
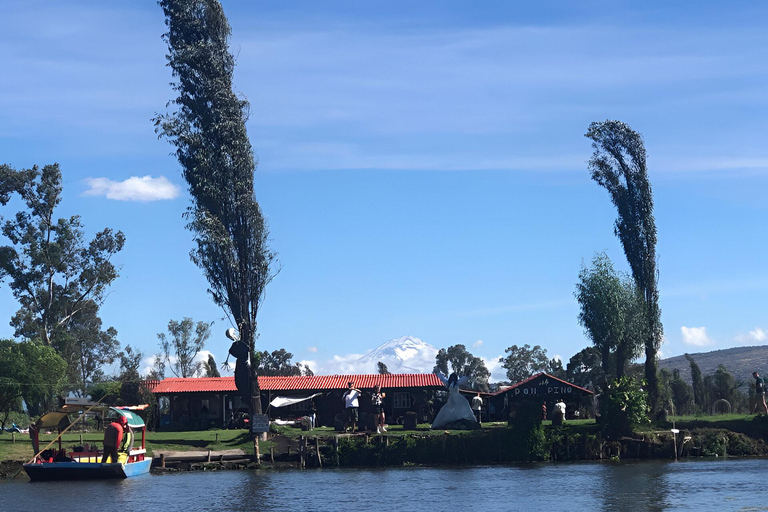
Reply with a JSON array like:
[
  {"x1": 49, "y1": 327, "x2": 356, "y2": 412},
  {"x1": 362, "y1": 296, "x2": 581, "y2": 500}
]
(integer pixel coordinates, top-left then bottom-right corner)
[
  {"x1": 500, "y1": 344, "x2": 548, "y2": 383},
  {"x1": 575, "y1": 252, "x2": 645, "y2": 381},
  {"x1": 685, "y1": 354, "x2": 705, "y2": 413},
  {"x1": 433, "y1": 344, "x2": 491, "y2": 391},
  {"x1": 0, "y1": 339, "x2": 68, "y2": 417},
  {"x1": 203, "y1": 353, "x2": 221, "y2": 377},
  {"x1": 704, "y1": 365, "x2": 747, "y2": 413},
  {"x1": 118, "y1": 345, "x2": 145, "y2": 406},
  {"x1": 667, "y1": 368, "x2": 694, "y2": 416},
  {"x1": 0, "y1": 339, "x2": 24, "y2": 429},
  {"x1": 586, "y1": 120, "x2": 663, "y2": 410},
  {"x1": 0, "y1": 163, "x2": 125, "y2": 347},
  {"x1": 602, "y1": 376, "x2": 650, "y2": 436},
  {"x1": 156, "y1": 0, "x2": 278, "y2": 424},
  {"x1": 57, "y1": 300, "x2": 120, "y2": 396},
  {"x1": 157, "y1": 317, "x2": 211, "y2": 378},
  {"x1": 256, "y1": 349, "x2": 313, "y2": 377},
  {"x1": 566, "y1": 346, "x2": 605, "y2": 391},
  {"x1": 547, "y1": 357, "x2": 567, "y2": 380},
  {"x1": 377, "y1": 361, "x2": 390, "y2": 375},
  {"x1": 87, "y1": 380, "x2": 122, "y2": 405}
]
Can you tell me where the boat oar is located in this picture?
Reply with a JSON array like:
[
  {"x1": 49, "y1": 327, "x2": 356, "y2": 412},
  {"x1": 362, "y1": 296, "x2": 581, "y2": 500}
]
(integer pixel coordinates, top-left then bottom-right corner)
[{"x1": 28, "y1": 395, "x2": 108, "y2": 464}]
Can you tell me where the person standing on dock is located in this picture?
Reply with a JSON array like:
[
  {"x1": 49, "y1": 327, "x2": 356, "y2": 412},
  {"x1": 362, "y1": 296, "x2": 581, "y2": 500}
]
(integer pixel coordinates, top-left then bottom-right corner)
[
  {"x1": 101, "y1": 416, "x2": 127, "y2": 463},
  {"x1": 343, "y1": 381, "x2": 361, "y2": 433},
  {"x1": 753, "y1": 372, "x2": 767, "y2": 414}
]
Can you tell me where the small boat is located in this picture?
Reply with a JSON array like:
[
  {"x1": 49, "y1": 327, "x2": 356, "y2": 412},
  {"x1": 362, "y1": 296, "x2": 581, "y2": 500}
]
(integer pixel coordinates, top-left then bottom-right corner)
[{"x1": 23, "y1": 403, "x2": 152, "y2": 481}]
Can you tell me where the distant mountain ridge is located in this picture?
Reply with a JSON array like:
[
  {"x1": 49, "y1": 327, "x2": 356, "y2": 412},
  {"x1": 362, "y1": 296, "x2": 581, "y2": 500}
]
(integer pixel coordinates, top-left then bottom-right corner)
[{"x1": 659, "y1": 345, "x2": 768, "y2": 385}]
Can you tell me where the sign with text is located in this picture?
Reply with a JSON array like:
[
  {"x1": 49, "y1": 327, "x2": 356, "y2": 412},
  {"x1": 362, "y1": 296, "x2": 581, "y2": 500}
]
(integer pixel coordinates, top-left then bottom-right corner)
[
  {"x1": 251, "y1": 414, "x2": 270, "y2": 433},
  {"x1": 502, "y1": 375, "x2": 592, "y2": 400}
]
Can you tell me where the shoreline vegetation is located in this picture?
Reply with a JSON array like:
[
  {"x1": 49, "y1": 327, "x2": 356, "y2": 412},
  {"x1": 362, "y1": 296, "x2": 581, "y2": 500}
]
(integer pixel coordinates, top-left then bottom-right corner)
[{"x1": 3, "y1": 415, "x2": 768, "y2": 479}]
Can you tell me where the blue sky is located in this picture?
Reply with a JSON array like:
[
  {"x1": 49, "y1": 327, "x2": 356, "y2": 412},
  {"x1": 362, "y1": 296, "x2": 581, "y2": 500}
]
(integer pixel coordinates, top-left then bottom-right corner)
[{"x1": 2, "y1": 1, "x2": 768, "y2": 380}]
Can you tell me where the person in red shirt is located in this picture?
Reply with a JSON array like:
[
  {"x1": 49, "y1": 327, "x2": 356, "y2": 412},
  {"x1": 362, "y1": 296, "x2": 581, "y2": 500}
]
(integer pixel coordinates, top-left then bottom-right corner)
[{"x1": 101, "y1": 416, "x2": 127, "y2": 463}]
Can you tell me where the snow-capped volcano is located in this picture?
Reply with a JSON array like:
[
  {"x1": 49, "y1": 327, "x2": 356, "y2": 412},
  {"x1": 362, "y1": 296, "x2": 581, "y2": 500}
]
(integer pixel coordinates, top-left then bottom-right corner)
[{"x1": 355, "y1": 336, "x2": 438, "y2": 374}]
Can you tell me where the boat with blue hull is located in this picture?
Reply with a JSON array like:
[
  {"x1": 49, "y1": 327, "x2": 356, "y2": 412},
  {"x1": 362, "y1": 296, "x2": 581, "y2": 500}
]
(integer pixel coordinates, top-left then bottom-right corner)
[{"x1": 23, "y1": 402, "x2": 152, "y2": 482}]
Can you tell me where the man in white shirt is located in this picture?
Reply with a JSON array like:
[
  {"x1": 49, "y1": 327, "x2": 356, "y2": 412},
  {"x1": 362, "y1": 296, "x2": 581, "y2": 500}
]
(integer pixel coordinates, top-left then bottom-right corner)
[
  {"x1": 553, "y1": 398, "x2": 566, "y2": 426},
  {"x1": 471, "y1": 393, "x2": 483, "y2": 423},
  {"x1": 342, "y1": 381, "x2": 361, "y2": 433}
]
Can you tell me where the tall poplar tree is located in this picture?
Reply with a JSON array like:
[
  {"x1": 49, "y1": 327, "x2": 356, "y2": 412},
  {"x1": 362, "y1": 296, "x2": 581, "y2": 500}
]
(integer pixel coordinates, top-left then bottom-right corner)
[
  {"x1": 155, "y1": 0, "x2": 277, "y2": 431},
  {"x1": 585, "y1": 120, "x2": 663, "y2": 410}
]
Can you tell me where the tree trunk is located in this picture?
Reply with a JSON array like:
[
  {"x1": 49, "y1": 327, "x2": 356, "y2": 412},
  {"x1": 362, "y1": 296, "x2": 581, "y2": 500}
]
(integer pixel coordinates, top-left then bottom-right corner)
[{"x1": 644, "y1": 336, "x2": 659, "y2": 413}]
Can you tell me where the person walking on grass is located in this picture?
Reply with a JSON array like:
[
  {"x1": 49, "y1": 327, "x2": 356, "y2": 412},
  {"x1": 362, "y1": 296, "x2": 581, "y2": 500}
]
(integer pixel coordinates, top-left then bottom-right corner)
[
  {"x1": 343, "y1": 381, "x2": 361, "y2": 433},
  {"x1": 372, "y1": 384, "x2": 387, "y2": 433},
  {"x1": 753, "y1": 372, "x2": 767, "y2": 414}
]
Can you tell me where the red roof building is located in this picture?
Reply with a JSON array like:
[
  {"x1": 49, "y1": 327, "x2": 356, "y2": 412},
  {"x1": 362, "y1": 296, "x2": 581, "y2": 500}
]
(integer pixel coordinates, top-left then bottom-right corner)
[
  {"x1": 152, "y1": 373, "x2": 442, "y2": 394},
  {"x1": 152, "y1": 373, "x2": 444, "y2": 431}
]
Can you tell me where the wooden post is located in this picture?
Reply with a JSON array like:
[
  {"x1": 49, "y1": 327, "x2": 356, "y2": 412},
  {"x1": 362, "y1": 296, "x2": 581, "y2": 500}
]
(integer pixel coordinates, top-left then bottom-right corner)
[
  {"x1": 298, "y1": 436, "x2": 304, "y2": 469},
  {"x1": 255, "y1": 436, "x2": 261, "y2": 467},
  {"x1": 79, "y1": 434, "x2": 83, "y2": 445},
  {"x1": 315, "y1": 438, "x2": 322, "y2": 468},
  {"x1": 385, "y1": 436, "x2": 389, "y2": 448},
  {"x1": 12, "y1": 432, "x2": 16, "y2": 444},
  {"x1": 160, "y1": 453, "x2": 166, "y2": 469},
  {"x1": 303, "y1": 436, "x2": 308, "y2": 469},
  {"x1": 270, "y1": 446, "x2": 274, "y2": 463},
  {"x1": 333, "y1": 435, "x2": 339, "y2": 466},
  {"x1": 215, "y1": 432, "x2": 219, "y2": 444},
  {"x1": 207, "y1": 449, "x2": 212, "y2": 463}
]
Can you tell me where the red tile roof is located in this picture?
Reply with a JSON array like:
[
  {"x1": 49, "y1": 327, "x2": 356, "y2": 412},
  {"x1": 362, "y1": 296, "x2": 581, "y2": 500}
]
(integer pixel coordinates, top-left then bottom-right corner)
[{"x1": 151, "y1": 373, "x2": 443, "y2": 394}]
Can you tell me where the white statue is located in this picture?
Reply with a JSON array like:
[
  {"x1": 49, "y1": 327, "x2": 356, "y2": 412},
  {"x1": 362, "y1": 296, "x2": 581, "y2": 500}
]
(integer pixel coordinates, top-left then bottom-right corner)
[{"x1": 431, "y1": 372, "x2": 479, "y2": 429}]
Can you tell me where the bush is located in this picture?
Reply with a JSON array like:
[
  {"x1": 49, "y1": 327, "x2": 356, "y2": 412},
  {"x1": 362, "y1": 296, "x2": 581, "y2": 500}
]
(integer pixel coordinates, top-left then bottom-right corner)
[{"x1": 602, "y1": 377, "x2": 650, "y2": 436}]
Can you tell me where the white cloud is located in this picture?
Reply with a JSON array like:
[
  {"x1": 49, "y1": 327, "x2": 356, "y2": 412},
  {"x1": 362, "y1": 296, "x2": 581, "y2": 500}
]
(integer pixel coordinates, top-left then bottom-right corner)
[
  {"x1": 83, "y1": 175, "x2": 180, "y2": 201},
  {"x1": 481, "y1": 355, "x2": 507, "y2": 382},
  {"x1": 298, "y1": 360, "x2": 317, "y2": 373},
  {"x1": 681, "y1": 326, "x2": 715, "y2": 347},
  {"x1": 736, "y1": 328, "x2": 768, "y2": 345},
  {"x1": 472, "y1": 339, "x2": 483, "y2": 348},
  {"x1": 307, "y1": 346, "x2": 318, "y2": 353}
]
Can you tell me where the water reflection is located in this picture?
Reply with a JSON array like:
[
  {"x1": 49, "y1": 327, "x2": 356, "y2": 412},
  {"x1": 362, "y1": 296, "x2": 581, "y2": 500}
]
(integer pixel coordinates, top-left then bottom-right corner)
[
  {"x1": 598, "y1": 460, "x2": 669, "y2": 511},
  {"x1": 4, "y1": 459, "x2": 768, "y2": 512}
]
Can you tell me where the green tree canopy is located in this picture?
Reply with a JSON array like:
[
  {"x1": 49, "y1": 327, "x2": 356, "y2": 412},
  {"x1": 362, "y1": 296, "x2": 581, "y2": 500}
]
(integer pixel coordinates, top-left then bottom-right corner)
[
  {"x1": 500, "y1": 344, "x2": 548, "y2": 383},
  {"x1": 685, "y1": 353, "x2": 705, "y2": 413},
  {"x1": 156, "y1": 0, "x2": 278, "y2": 421},
  {"x1": 433, "y1": 344, "x2": 491, "y2": 391},
  {"x1": 0, "y1": 163, "x2": 125, "y2": 348},
  {"x1": 255, "y1": 349, "x2": 313, "y2": 377},
  {"x1": 203, "y1": 353, "x2": 221, "y2": 377},
  {"x1": 575, "y1": 252, "x2": 645, "y2": 381},
  {"x1": 157, "y1": 317, "x2": 211, "y2": 378},
  {"x1": 566, "y1": 346, "x2": 605, "y2": 392},
  {"x1": 586, "y1": 120, "x2": 663, "y2": 409},
  {"x1": 57, "y1": 300, "x2": 120, "y2": 396},
  {"x1": 0, "y1": 339, "x2": 68, "y2": 418}
]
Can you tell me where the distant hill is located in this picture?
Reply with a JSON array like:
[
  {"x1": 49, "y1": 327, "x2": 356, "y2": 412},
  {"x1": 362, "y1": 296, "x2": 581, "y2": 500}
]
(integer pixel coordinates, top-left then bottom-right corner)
[{"x1": 659, "y1": 345, "x2": 768, "y2": 386}]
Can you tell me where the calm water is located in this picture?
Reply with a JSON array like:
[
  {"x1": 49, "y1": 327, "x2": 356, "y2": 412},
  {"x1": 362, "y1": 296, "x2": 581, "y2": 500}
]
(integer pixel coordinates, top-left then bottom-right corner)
[{"x1": 3, "y1": 459, "x2": 768, "y2": 511}]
